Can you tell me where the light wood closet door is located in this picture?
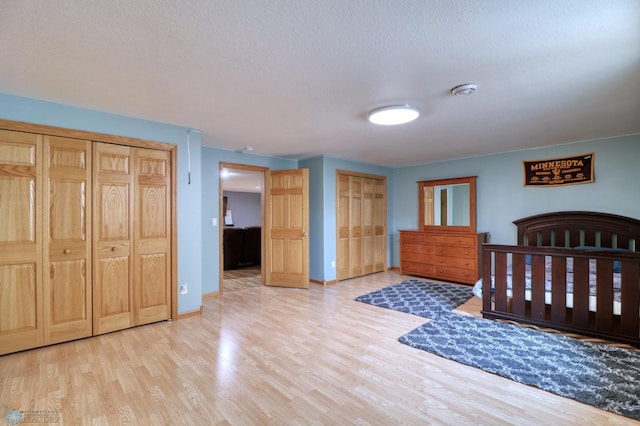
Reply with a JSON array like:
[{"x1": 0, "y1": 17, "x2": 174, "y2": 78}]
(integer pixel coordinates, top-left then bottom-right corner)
[
  {"x1": 336, "y1": 172, "x2": 387, "y2": 281},
  {"x1": 93, "y1": 143, "x2": 134, "y2": 335},
  {"x1": 363, "y1": 178, "x2": 375, "y2": 275},
  {"x1": 134, "y1": 148, "x2": 171, "y2": 325},
  {"x1": 0, "y1": 130, "x2": 43, "y2": 355},
  {"x1": 337, "y1": 175, "x2": 350, "y2": 280},
  {"x1": 350, "y1": 177, "x2": 363, "y2": 278},
  {"x1": 373, "y1": 178, "x2": 386, "y2": 272},
  {"x1": 43, "y1": 136, "x2": 92, "y2": 344}
]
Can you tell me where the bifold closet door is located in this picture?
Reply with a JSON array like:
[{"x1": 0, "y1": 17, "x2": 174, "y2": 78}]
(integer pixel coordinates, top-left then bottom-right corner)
[
  {"x1": 93, "y1": 143, "x2": 135, "y2": 335},
  {"x1": 0, "y1": 130, "x2": 44, "y2": 355},
  {"x1": 133, "y1": 148, "x2": 171, "y2": 326},
  {"x1": 93, "y1": 143, "x2": 171, "y2": 334},
  {"x1": 349, "y1": 177, "x2": 364, "y2": 277},
  {"x1": 337, "y1": 174, "x2": 350, "y2": 280},
  {"x1": 43, "y1": 136, "x2": 93, "y2": 344},
  {"x1": 373, "y1": 178, "x2": 386, "y2": 272},
  {"x1": 336, "y1": 173, "x2": 387, "y2": 281}
]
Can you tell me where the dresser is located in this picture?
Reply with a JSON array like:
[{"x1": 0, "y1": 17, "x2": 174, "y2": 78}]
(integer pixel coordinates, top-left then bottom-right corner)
[{"x1": 400, "y1": 230, "x2": 487, "y2": 284}]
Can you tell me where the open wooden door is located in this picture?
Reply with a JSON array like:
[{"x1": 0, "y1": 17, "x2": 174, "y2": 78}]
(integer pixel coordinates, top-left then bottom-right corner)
[{"x1": 265, "y1": 169, "x2": 309, "y2": 288}]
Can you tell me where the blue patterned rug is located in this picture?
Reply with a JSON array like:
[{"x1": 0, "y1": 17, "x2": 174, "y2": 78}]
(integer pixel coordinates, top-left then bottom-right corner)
[
  {"x1": 400, "y1": 313, "x2": 640, "y2": 421},
  {"x1": 354, "y1": 279, "x2": 473, "y2": 319}
]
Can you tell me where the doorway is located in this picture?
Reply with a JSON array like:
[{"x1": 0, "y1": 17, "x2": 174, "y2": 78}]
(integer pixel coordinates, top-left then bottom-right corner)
[{"x1": 219, "y1": 163, "x2": 266, "y2": 294}]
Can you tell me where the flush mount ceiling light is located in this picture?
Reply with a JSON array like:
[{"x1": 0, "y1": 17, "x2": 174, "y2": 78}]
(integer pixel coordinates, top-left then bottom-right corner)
[
  {"x1": 451, "y1": 83, "x2": 478, "y2": 96},
  {"x1": 368, "y1": 105, "x2": 420, "y2": 125}
]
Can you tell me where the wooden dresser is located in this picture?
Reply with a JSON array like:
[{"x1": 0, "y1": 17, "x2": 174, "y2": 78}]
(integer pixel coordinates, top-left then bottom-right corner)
[{"x1": 400, "y1": 230, "x2": 487, "y2": 284}]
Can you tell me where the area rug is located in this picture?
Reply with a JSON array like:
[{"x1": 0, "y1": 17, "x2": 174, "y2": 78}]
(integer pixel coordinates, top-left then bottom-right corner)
[
  {"x1": 355, "y1": 279, "x2": 473, "y2": 319},
  {"x1": 399, "y1": 313, "x2": 640, "y2": 421}
]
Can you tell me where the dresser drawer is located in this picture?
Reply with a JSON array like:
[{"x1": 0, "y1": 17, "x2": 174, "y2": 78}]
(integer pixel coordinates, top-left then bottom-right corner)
[
  {"x1": 436, "y1": 266, "x2": 477, "y2": 284},
  {"x1": 436, "y1": 255, "x2": 474, "y2": 269},
  {"x1": 403, "y1": 261, "x2": 436, "y2": 277},
  {"x1": 402, "y1": 243, "x2": 435, "y2": 255},
  {"x1": 401, "y1": 232, "x2": 445, "y2": 244},
  {"x1": 401, "y1": 232, "x2": 425, "y2": 243},
  {"x1": 403, "y1": 251, "x2": 435, "y2": 264},
  {"x1": 442, "y1": 235, "x2": 476, "y2": 247},
  {"x1": 436, "y1": 246, "x2": 476, "y2": 259}
]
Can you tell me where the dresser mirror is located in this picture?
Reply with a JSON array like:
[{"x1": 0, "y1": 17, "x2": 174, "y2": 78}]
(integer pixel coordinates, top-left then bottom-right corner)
[{"x1": 418, "y1": 176, "x2": 476, "y2": 233}]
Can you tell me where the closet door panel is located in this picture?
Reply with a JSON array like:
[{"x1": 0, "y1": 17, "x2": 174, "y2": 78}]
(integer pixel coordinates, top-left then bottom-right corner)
[
  {"x1": 0, "y1": 129, "x2": 43, "y2": 355},
  {"x1": 374, "y1": 179, "x2": 386, "y2": 272},
  {"x1": 350, "y1": 177, "x2": 363, "y2": 277},
  {"x1": 337, "y1": 174, "x2": 351, "y2": 280},
  {"x1": 93, "y1": 143, "x2": 134, "y2": 335},
  {"x1": 43, "y1": 136, "x2": 92, "y2": 344},
  {"x1": 134, "y1": 148, "x2": 171, "y2": 325},
  {"x1": 362, "y1": 178, "x2": 375, "y2": 274}
]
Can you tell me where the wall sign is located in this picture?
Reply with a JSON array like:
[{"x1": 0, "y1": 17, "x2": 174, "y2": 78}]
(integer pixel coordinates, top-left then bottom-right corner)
[{"x1": 523, "y1": 153, "x2": 594, "y2": 186}]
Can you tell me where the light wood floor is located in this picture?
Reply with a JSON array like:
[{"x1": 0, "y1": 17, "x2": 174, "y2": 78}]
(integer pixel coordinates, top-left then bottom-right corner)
[
  {"x1": 1, "y1": 271, "x2": 637, "y2": 425},
  {"x1": 223, "y1": 265, "x2": 262, "y2": 293}
]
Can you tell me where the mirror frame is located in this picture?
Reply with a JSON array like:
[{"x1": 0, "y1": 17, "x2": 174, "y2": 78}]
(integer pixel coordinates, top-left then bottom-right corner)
[{"x1": 418, "y1": 176, "x2": 476, "y2": 233}]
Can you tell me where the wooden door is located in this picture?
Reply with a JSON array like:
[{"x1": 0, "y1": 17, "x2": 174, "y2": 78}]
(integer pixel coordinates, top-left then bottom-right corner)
[
  {"x1": 373, "y1": 178, "x2": 387, "y2": 272},
  {"x1": 265, "y1": 169, "x2": 309, "y2": 288},
  {"x1": 337, "y1": 174, "x2": 351, "y2": 280},
  {"x1": 93, "y1": 143, "x2": 134, "y2": 335},
  {"x1": 134, "y1": 148, "x2": 171, "y2": 325},
  {"x1": 362, "y1": 178, "x2": 375, "y2": 275},
  {"x1": 336, "y1": 171, "x2": 387, "y2": 281},
  {"x1": 0, "y1": 129, "x2": 43, "y2": 355},
  {"x1": 43, "y1": 136, "x2": 93, "y2": 344},
  {"x1": 350, "y1": 177, "x2": 363, "y2": 277}
]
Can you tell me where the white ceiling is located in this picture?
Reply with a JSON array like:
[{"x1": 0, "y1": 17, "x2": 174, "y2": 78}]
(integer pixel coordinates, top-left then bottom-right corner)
[{"x1": 1, "y1": 1, "x2": 638, "y2": 167}]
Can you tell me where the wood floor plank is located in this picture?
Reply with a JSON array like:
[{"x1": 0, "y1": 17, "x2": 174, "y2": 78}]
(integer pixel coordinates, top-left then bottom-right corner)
[{"x1": 0, "y1": 270, "x2": 637, "y2": 425}]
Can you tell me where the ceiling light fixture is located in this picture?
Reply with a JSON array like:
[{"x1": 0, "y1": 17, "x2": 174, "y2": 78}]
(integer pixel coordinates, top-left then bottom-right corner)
[
  {"x1": 451, "y1": 84, "x2": 478, "y2": 96},
  {"x1": 368, "y1": 105, "x2": 420, "y2": 125}
]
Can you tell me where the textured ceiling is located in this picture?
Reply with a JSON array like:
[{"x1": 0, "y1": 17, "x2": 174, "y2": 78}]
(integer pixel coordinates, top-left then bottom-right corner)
[{"x1": 1, "y1": 1, "x2": 639, "y2": 167}]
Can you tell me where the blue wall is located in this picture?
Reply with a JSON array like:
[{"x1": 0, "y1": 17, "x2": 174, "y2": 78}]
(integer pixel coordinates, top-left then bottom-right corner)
[
  {"x1": 223, "y1": 191, "x2": 261, "y2": 228},
  {"x1": 0, "y1": 93, "x2": 203, "y2": 314},
  {"x1": 391, "y1": 134, "x2": 640, "y2": 266}
]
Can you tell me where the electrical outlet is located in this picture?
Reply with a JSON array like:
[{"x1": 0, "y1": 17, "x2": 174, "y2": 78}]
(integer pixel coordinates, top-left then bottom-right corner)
[
  {"x1": 331, "y1": 260, "x2": 336, "y2": 269},
  {"x1": 212, "y1": 217, "x2": 217, "y2": 226},
  {"x1": 180, "y1": 284, "x2": 188, "y2": 295}
]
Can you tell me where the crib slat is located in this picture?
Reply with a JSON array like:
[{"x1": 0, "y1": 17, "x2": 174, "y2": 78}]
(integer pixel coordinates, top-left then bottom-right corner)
[
  {"x1": 530, "y1": 254, "x2": 545, "y2": 320},
  {"x1": 620, "y1": 260, "x2": 640, "y2": 337},
  {"x1": 494, "y1": 252, "x2": 508, "y2": 313},
  {"x1": 550, "y1": 256, "x2": 567, "y2": 324},
  {"x1": 572, "y1": 258, "x2": 590, "y2": 328},
  {"x1": 482, "y1": 248, "x2": 492, "y2": 314},
  {"x1": 595, "y1": 259, "x2": 613, "y2": 332},
  {"x1": 511, "y1": 253, "x2": 526, "y2": 316},
  {"x1": 599, "y1": 230, "x2": 613, "y2": 248}
]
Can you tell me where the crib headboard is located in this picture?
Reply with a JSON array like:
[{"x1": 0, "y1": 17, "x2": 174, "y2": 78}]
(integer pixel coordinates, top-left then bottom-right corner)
[{"x1": 513, "y1": 211, "x2": 640, "y2": 251}]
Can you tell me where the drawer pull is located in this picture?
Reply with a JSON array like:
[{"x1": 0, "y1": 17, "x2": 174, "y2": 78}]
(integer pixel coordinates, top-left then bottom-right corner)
[
  {"x1": 111, "y1": 246, "x2": 117, "y2": 252},
  {"x1": 63, "y1": 248, "x2": 71, "y2": 254}
]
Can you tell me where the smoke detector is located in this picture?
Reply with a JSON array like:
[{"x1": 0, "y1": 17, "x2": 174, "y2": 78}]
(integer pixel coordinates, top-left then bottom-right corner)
[{"x1": 451, "y1": 84, "x2": 478, "y2": 96}]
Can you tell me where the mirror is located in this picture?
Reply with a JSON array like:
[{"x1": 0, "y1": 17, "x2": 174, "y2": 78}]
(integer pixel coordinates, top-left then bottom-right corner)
[{"x1": 418, "y1": 176, "x2": 476, "y2": 232}]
